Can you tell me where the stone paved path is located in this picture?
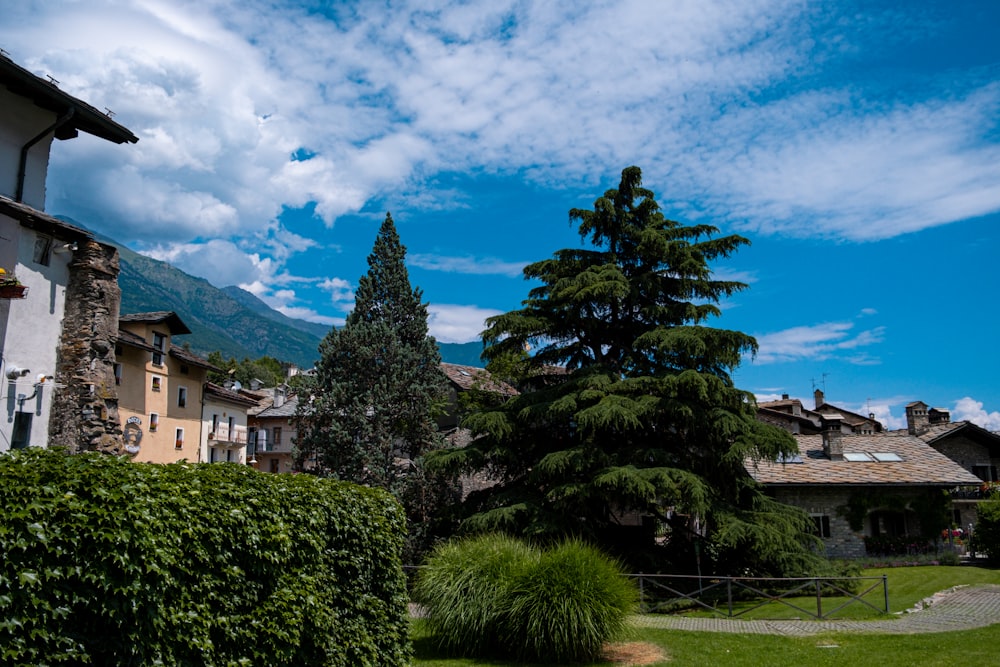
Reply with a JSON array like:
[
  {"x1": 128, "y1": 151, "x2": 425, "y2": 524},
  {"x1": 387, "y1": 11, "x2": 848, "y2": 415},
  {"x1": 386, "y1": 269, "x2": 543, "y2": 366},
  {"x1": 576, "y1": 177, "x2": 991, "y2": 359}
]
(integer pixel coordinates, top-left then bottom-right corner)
[{"x1": 631, "y1": 584, "x2": 1000, "y2": 635}]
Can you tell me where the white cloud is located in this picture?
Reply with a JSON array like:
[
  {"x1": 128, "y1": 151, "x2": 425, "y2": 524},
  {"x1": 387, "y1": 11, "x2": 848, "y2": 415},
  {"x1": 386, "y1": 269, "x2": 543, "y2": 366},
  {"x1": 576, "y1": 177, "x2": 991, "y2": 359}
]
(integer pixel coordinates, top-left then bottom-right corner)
[
  {"x1": 427, "y1": 304, "x2": 503, "y2": 344},
  {"x1": 952, "y1": 397, "x2": 1000, "y2": 432},
  {"x1": 318, "y1": 277, "x2": 355, "y2": 307},
  {"x1": 142, "y1": 239, "x2": 258, "y2": 285},
  {"x1": 409, "y1": 254, "x2": 528, "y2": 277},
  {"x1": 754, "y1": 321, "x2": 885, "y2": 364}
]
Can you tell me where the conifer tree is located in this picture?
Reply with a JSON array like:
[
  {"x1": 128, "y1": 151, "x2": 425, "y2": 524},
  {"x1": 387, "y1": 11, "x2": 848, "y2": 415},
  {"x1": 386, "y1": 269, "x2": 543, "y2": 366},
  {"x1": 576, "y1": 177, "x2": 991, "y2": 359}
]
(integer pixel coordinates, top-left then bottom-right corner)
[
  {"x1": 429, "y1": 167, "x2": 821, "y2": 575},
  {"x1": 295, "y1": 213, "x2": 449, "y2": 495}
]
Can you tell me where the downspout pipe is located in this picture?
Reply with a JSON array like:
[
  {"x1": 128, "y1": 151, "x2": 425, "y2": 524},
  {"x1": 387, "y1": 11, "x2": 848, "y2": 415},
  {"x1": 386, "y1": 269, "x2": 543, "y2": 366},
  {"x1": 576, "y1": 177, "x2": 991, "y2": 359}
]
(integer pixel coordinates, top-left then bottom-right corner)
[{"x1": 16, "y1": 107, "x2": 75, "y2": 202}]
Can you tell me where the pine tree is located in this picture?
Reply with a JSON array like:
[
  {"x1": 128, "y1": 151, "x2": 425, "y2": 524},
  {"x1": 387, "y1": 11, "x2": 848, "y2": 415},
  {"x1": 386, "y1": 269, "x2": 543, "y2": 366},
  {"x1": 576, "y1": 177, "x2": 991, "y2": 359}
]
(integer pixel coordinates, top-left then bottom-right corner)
[
  {"x1": 295, "y1": 213, "x2": 449, "y2": 494},
  {"x1": 429, "y1": 167, "x2": 821, "y2": 575}
]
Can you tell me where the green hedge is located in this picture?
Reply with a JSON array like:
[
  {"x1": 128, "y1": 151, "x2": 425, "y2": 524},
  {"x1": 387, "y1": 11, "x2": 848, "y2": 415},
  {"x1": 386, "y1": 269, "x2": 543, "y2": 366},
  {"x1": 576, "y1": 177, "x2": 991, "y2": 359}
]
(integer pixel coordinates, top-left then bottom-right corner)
[{"x1": 0, "y1": 448, "x2": 410, "y2": 666}]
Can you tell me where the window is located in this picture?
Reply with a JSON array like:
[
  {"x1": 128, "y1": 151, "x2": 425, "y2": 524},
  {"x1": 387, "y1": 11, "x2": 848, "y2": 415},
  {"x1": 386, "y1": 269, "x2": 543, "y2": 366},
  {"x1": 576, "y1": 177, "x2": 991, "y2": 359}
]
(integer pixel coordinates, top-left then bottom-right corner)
[
  {"x1": 273, "y1": 427, "x2": 282, "y2": 445},
  {"x1": 11, "y1": 412, "x2": 32, "y2": 449},
  {"x1": 177, "y1": 386, "x2": 187, "y2": 408},
  {"x1": 149, "y1": 413, "x2": 159, "y2": 432},
  {"x1": 151, "y1": 376, "x2": 162, "y2": 392},
  {"x1": 114, "y1": 363, "x2": 123, "y2": 385},
  {"x1": 211, "y1": 414, "x2": 219, "y2": 436},
  {"x1": 226, "y1": 449, "x2": 233, "y2": 463},
  {"x1": 811, "y1": 515, "x2": 831, "y2": 538},
  {"x1": 175, "y1": 428, "x2": 184, "y2": 449},
  {"x1": 270, "y1": 458, "x2": 279, "y2": 473},
  {"x1": 33, "y1": 235, "x2": 52, "y2": 266},
  {"x1": 210, "y1": 447, "x2": 217, "y2": 463},
  {"x1": 180, "y1": 364, "x2": 189, "y2": 375},
  {"x1": 152, "y1": 332, "x2": 166, "y2": 366}
]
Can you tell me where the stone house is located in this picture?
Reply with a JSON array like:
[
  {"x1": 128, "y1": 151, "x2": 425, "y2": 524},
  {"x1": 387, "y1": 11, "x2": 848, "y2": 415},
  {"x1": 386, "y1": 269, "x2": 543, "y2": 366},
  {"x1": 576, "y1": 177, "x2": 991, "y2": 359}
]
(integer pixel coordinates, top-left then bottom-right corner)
[
  {"x1": 903, "y1": 401, "x2": 1000, "y2": 529},
  {"x1": 0, "y1": 52, "x2": 136, "y2": 454},
  {"x1": 748, "y1": 415, "x2": 981, "y2": 558},
  {"x1": 758, "y1": 389, "x2": 882, "y2": 436},
  {"x1": 116, "y1": 312, "x2": 219, "y2": 463}
]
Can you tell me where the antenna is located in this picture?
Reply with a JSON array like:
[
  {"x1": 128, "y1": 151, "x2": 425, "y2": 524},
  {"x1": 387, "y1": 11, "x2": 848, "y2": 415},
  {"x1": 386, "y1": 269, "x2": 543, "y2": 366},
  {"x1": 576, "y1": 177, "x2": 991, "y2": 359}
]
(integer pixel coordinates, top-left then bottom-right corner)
[{"x1": 46, "y1": 74, "x2": 59, "y2": 85}]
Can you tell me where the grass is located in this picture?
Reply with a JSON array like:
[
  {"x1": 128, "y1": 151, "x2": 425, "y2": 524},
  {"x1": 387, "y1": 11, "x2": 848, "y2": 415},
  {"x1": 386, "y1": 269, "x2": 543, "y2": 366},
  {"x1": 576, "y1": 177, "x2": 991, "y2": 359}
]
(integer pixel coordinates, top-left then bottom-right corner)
[
  {"x1": 673, "y1": 564, "x2": 1000, "y2": 620},
  {"x1": 412, "y1": 565, "x2": 1000, "y2": 666}
]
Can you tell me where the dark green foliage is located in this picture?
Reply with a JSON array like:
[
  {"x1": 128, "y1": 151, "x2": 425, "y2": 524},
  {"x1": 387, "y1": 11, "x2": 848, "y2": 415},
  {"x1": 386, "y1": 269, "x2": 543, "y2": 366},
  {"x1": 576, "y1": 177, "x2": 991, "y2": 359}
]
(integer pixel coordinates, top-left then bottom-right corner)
[
  {"x1": 414, "y1": 535, "x2": 636, "y2": 663},
  {"x1": 975, "y1": 496, "x2": 1000, "y2": 563},
  {"x1": 295, "y1": 213, "x2": 453, "y2": 563},
  {"x1": 0, "y1": 448, "x2": 410, "y2": 667},
  {"x1": 427, "y1": 166, "x2": 818, "y2": 576}
]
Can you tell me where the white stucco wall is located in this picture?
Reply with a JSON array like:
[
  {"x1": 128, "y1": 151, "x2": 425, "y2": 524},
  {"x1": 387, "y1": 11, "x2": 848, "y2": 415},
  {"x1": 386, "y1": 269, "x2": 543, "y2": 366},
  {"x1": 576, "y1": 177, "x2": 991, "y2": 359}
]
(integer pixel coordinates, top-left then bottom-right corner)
[
  {"x1": 0, "y1": 224, "x2": 72, "y2": 453},
  {"x1": 202, "y1": 397, "x2": 250, "y2": 464},
  {"x1": 0, "y1": 88, "x2": 55, "y2": 210}
]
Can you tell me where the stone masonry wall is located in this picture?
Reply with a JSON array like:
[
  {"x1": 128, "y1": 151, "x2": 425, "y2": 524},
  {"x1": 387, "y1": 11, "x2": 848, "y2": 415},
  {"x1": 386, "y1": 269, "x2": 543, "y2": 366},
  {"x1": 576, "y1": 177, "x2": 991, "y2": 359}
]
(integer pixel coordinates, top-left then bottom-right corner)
[
  {"x1": 48, "y1": 240, "x2": 124, "y2": 454},
  {"x1": 772, "y1": 488, "x2": 866, "y2": 559}
]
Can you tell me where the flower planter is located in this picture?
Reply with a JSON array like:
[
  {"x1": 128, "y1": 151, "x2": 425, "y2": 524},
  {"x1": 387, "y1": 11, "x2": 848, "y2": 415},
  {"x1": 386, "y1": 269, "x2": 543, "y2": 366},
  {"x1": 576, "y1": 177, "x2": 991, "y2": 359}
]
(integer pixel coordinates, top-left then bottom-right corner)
[{"x1": 0, "y1": 284, "x2": 27, "y2": 299}]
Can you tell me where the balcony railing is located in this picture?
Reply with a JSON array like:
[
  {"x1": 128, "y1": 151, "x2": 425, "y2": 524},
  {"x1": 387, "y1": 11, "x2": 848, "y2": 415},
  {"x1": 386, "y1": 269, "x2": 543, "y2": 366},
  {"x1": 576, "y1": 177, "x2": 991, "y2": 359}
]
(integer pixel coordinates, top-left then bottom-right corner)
[
  {"x1": 951, "y1": 484, "x2": 1000, "y2": 500},
  {"x1": 209, "y1": 424, "x2": 248, "y2": 445}
]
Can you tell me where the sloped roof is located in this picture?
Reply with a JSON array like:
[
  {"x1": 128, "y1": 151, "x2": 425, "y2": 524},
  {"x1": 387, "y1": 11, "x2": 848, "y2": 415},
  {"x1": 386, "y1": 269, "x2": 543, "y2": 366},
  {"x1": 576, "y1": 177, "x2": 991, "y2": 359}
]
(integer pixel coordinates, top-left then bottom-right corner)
[
  {"x1": 255, "y1": 394, "x2": 299, "y2": 419},
  {"x1": 119, "y1": 311, "x2": 191, "y2": 335},
  {"x1": 115, "y1": 327, "x2": 154, "y2": 351},
  {"x1": 747, "y1": 432, "x2": 981, "y2": 487},
  {"x1": 916, "y1": 421, "x2": 1000, "y2": 449},
  {"x1": 1, "y1": 53, "x2": 138, "y2": 144},
  {"x1": 204, "y1": 382, "x2": 259, "y2": 408},
  {"x1": 0, "y1": 195, "x2": 95, "y2": 242},
  {"x1": 441, "y1": 363, "x2": 518, "y2": 396}
]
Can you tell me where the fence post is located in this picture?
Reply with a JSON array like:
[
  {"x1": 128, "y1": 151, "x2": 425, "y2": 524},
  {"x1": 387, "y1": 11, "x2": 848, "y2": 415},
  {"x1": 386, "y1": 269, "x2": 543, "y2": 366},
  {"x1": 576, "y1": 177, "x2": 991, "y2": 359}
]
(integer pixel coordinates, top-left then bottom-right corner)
[
  {"x1": 639, "y1": 574, "x2": 645, "y2": 612},
  {"x1": 727, "y1": 578, "x2": 733, "y2": 617},
  {"x1": 815, "y1": 579, "x2": 823, "y2": 619},
  {"x1": 883, "y1": 574, "x2": 889, "y2": 613}
]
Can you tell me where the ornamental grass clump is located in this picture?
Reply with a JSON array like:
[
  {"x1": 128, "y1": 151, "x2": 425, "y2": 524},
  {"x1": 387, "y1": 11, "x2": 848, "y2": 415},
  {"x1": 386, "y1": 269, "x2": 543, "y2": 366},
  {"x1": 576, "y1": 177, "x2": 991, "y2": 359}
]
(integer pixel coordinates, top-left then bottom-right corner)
[
  {"x1": 415, "y1": 535, "x2": 637, "y2": 663},
  {"x1": 504, "y1": 538, "x2": 637, "y2": 663},
  {"x1": 414, "y1": 533, "x2": 536, "y2": 657}
]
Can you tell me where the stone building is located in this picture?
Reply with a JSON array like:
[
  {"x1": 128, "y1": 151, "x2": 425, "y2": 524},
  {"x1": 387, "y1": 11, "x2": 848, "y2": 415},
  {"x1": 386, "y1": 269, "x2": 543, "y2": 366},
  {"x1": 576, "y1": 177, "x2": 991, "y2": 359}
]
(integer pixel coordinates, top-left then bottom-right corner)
[
  {"x1": 747, "y1": 419, "x2": 981, "y2": 558},
  {"x1": 0, "y1": 52, "x2": 137, "y2": 454}
]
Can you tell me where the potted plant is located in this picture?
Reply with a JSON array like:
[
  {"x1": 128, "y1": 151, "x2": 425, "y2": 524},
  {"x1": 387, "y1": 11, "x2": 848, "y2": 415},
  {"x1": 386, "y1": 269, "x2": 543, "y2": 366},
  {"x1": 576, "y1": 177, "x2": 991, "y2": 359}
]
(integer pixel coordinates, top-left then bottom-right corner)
[{"x1": 0, "y1": 268, "x2": 26, "y2": 299}]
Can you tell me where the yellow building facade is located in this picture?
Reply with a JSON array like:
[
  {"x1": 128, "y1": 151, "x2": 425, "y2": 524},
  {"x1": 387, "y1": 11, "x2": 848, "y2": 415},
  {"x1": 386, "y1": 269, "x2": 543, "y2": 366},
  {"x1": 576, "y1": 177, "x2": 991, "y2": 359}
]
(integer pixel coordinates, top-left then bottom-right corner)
[{"x1": 115, "y1": 312, "x2": 218, "y2": 463}]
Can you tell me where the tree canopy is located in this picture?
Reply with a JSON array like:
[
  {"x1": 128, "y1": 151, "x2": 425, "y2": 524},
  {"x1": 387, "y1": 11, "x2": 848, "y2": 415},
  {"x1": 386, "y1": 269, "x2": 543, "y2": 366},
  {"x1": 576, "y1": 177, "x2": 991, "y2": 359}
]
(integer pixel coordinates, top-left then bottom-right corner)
[
  {"x1": 294, "y1": 213, "x2": 449, "y2": 491},
  {"x1": 428, "y1": 167, "x2": 820, "y2": 575}
]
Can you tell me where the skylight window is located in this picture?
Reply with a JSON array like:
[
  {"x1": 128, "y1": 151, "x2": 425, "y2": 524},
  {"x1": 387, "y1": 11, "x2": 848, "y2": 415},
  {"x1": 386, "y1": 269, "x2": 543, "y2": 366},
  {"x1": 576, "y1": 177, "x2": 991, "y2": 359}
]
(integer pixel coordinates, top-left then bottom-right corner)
[
  {"x1": 843, "y1": 452, "x2": 875, "y2": 462},
  {"x1": 776, "y1": 453, "x2": 803, "y2": 464},
  {"x1": 871, "y1": 452, "x2": 903, "y2": 462}
]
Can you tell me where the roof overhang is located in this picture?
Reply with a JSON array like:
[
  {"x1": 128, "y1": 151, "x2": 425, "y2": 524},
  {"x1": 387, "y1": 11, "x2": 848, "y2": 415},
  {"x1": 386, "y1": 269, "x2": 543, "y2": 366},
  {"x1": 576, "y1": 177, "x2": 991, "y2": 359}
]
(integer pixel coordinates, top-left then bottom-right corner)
[{"x1": 0, "y1": 54, "x2": 138, "y2": 145}]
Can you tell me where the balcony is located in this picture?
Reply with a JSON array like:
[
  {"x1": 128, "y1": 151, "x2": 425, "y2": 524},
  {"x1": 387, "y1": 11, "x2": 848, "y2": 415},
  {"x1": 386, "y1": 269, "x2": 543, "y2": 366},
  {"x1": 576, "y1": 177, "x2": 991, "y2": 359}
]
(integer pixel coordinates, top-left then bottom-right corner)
[
  {"x1": 951, "y1": 484, "x2": 1000, "y2": 501},
  {"x1": 209, "y1": 424, "x2": 248, "y2": 445}
]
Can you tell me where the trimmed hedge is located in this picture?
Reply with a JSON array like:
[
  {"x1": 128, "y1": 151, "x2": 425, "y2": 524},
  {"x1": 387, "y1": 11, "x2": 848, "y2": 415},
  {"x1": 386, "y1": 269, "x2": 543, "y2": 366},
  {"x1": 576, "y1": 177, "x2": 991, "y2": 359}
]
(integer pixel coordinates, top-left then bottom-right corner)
[{"x1": 0, "y1": 448, "x2": 410, "y2": 666}]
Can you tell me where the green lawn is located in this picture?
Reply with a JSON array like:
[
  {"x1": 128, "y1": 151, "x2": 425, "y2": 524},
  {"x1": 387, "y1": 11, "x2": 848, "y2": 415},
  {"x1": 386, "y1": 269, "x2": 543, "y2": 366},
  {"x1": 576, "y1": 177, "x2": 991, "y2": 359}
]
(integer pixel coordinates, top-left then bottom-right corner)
[
  {"x1": 674, "y1": 564, "x2": 1000, "y2": 620},
  {"x1": 412, "y1": 565, "x2": 1000, "y2": 666}
]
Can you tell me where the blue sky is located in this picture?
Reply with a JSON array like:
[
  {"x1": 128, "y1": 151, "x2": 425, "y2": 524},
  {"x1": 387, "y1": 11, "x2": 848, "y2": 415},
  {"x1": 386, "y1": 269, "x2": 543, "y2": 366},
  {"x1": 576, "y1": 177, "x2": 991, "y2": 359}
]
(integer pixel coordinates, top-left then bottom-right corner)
[{"x1": 2, "y1": 0, "x2": 998, "y2": 430}]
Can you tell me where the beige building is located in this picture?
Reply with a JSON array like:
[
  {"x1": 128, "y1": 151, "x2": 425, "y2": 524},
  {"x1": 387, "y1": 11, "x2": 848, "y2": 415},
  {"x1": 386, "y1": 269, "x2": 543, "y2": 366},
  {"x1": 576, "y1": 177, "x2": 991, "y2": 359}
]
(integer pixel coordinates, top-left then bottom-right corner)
[
  {"x1": 203, "y1": 382, "x2": 257, "y2": 464},
  {"x1": 115, "y1": 312, "x2": 218, "y2": 463}
]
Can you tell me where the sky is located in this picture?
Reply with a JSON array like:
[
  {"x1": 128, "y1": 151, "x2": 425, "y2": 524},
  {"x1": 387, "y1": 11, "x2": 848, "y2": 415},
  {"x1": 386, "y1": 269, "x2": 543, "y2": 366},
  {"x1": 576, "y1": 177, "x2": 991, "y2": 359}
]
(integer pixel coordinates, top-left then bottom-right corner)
[{"x1": 2, "y1": 0, "x2": 998, "y2": 431}]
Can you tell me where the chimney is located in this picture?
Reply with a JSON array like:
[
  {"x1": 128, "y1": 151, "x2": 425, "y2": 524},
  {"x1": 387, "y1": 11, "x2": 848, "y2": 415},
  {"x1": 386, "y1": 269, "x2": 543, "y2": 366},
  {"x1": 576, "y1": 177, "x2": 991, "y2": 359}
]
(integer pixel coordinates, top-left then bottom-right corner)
[
  {"x1": 782, "y1": 393, "x2": 789, "y2": 400},
  {"x1": 906, "y1": 402, "x2": 929, "y2": 436},
  {"x1": 821, "y1": 414, "x2": 844, "y2": 461},
  {"x1": 814, "y1": 388, "x2": 824, "y2": 409}
]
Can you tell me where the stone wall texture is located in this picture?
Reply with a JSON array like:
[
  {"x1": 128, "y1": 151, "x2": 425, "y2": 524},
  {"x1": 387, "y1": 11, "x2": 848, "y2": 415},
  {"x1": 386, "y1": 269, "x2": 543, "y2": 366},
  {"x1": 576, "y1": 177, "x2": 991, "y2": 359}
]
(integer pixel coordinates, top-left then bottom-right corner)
[{"x1": 48, "y1": 240, "x2": 124, "y2": 454}]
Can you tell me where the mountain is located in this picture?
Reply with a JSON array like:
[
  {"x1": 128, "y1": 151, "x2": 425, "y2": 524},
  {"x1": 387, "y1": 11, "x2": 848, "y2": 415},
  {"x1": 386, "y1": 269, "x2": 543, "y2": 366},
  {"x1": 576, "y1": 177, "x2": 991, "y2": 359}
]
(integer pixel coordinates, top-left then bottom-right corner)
[{"x1": 66, "y1": 218, "x2": 487, "y2": 368}]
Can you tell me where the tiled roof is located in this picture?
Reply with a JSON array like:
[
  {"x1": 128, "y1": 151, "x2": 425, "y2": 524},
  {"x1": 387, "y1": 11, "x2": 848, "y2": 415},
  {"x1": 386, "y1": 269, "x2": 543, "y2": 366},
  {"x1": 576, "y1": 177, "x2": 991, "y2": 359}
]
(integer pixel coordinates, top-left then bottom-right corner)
[
  {"x1": 915, "y1": 421, "x2": 1000, "y2": 449},
  {"x1": 747, "y1": 432, "x2": 982, "y2": 487},
  {"x1": 0, "y1": 195, "x2": 94, "y2": 242},
  {"x1": 1, "y1": 53, "x2": 138, "y2": 144},
  {"x1": 255, "y1": 394, "x2": 299, "y2": 419},
  {"x1": 115, "y1": 328, "x2": 154, "y2": 351},
  {"x1": 441, "y1": 363, "x2": 518, "y2": 396},
  {"x1": 168, "y1": 345, "x2": 221, "y2": 372},
  {"x1": 119, "y1": 311, "x2": 191, "y2": 335},
  {"x1": 204, "y1": 382, "x2": 259, "y2": 408}
]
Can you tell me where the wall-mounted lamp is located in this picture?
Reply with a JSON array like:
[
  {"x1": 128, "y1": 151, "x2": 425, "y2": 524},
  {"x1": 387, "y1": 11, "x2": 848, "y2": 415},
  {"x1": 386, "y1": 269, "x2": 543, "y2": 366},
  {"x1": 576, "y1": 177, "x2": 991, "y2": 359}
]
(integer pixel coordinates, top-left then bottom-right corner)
[
  {"x1": 6, "y1": 367, "x2": 30, "y2": 380},
  {"x1": 52, "y1": 242, "x2": 77, "y2": 255}
]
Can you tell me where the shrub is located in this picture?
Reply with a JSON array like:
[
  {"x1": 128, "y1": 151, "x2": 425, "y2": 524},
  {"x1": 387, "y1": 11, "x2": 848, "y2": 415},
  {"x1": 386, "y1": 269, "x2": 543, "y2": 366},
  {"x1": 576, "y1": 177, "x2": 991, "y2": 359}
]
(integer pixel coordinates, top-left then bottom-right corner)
[
  {"x1": 976, "y1": 495, "x2": 1000, "y2": 563},
  {"x1": 0, "y1": 448, "x2": 409, "y2": 666},
  {"x1": 415, "y1": 535, "x2": 636, "y2": 663},
  {"x1": 504, "y1": 538, "x2": 637, "y2": 663},
  {"x1": 413, "y1": 533, "x2": 536, "y2": 657}
]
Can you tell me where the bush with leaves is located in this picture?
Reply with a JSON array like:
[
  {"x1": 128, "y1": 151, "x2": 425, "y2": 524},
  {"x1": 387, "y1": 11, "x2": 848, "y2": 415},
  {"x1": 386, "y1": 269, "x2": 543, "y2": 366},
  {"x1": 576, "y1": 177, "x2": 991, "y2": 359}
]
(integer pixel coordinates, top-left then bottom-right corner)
[
  {"x1": 0, "y1": 448, "x2": 409, "y2": 666},
  {"x1": 976, "y1": 495, "x2": 1000, "y2": 563},
  {"x1": 415, "y1": 534, "x2": 636, "y2": 663}
]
